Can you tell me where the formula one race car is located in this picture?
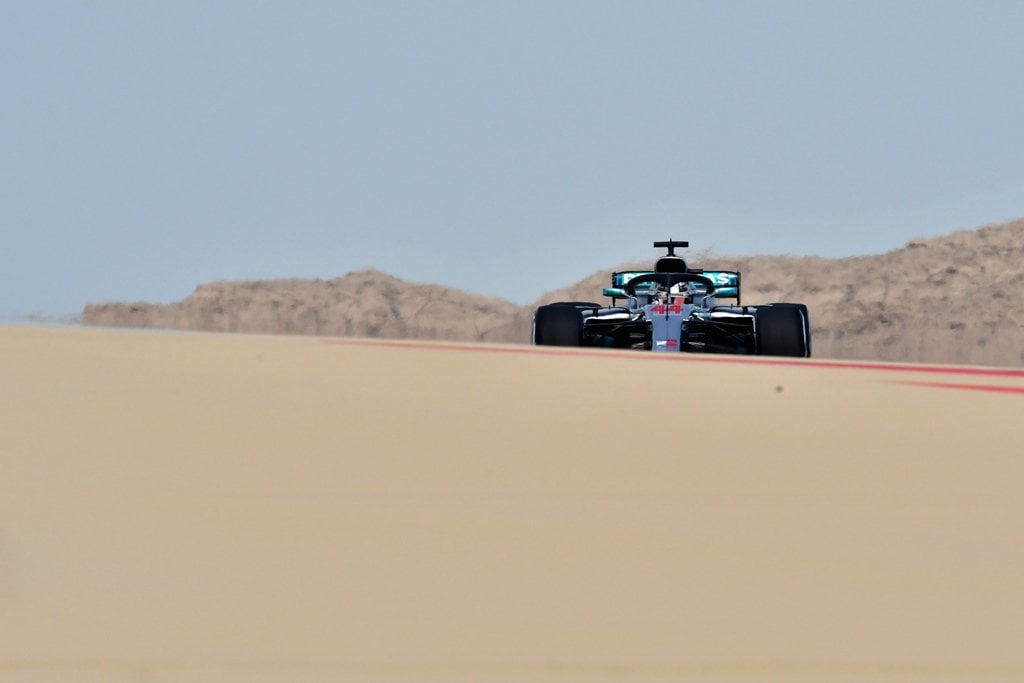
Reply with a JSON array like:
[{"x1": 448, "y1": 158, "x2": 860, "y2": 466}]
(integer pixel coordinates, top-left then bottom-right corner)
[{"x1": 532, "y1": 240, "x2": 811, "y2": 356}]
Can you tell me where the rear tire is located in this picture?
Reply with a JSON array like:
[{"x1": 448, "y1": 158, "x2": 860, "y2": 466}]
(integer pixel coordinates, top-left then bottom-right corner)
[
  {"x1": 755, "y1": 304, "x2": 811, "y2": 357},
  {"x1": 533, "y1": 304, "x2": 590, "y2": 346}
]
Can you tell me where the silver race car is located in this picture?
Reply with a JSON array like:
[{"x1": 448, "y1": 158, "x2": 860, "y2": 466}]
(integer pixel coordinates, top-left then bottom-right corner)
[{"x1": 532, "y1": 240, "x2": 811, "y2": 357}]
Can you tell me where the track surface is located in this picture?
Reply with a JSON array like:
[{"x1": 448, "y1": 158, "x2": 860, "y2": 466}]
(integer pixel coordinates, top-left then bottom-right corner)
[{"x1": 2, "y1": 325, "x2": 1023, "y2": 682}]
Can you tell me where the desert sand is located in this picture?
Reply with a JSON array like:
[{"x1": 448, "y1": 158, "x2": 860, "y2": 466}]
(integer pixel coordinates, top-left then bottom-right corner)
[{"x1": 2, "y1": 324, "x2": 1023, "y2": 682}]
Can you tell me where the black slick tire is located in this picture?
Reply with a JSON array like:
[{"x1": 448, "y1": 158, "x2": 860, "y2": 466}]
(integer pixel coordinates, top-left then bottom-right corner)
[
  {"x1": 532, "y1": 304, "x2": 589, "y2": 346},
  {"x1": 755, "y1": 304, "x2": 811, "y2": 357}
]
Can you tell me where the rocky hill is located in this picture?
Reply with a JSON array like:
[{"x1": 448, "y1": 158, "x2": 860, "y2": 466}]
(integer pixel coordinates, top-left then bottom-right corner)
[
  {"x1": 84, "y1": 219, "x2": 1024, "y2": 366},
  {"x1": 83, "y1": 268, "x2": 527, "y2": 343}
]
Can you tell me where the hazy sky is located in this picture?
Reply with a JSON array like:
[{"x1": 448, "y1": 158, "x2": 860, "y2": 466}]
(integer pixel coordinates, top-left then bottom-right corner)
[{"x1": 3, "y1": 1, "x2": 1022, "y2": 316}]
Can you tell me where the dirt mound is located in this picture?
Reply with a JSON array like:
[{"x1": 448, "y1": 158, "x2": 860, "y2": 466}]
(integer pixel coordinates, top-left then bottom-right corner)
[
  {"x1": 84, "y1": 268, "x2": 526, "y2": 343},
  {"x1": 83, "y1": 219, "x2": 1024, "y2": 366}
]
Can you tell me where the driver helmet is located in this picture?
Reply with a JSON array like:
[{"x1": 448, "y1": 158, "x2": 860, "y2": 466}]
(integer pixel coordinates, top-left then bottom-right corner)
[{"x1": 669, "y1": 282, "x2": 691, "y2": 304}]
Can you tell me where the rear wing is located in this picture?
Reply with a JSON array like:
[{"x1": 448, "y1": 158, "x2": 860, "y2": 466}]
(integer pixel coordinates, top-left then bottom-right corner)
[
  {"x1": 611, "y1": 271, "x2": 654, "y2": 288},
  {"x1": 603, "y1": 271, "x2": 653, "y2": 303},
  {"x1": 605, "y1": 270, "x2": 741, "y2": 303},
  {"x1": 698, "y1": 270, "x2": 741, "y2": 301}
]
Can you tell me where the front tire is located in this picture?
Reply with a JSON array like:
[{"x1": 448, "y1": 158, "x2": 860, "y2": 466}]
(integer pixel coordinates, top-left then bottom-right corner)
[
  {"x1": 532, "y1": 303, "x2": 591, "y2": 346},
  {"x1": 755, "y1": 304, "x2": 811, "y2": 357}
]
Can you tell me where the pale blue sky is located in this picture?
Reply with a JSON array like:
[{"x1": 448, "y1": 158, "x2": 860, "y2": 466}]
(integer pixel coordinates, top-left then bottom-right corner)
[{"x1": 3, "y1": 1, "x2": 1022, "y2": 317}]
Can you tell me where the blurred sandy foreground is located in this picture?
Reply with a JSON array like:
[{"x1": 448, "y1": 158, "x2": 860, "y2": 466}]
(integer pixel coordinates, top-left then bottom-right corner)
[{"x1": 2, "y1": 324, "x2": 1023, "y2": 682}]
